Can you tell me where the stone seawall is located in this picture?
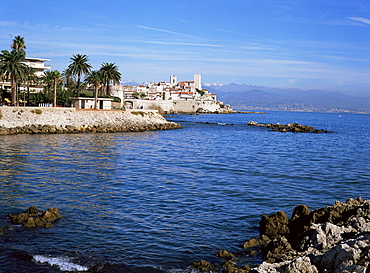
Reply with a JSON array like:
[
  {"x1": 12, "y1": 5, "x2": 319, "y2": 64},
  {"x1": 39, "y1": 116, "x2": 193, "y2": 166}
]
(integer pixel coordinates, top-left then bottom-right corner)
[
  {"x1": 126, "y1": 99, "x2": 228, "y2": 114},
  {"x1": 0, "y1": 107, "x2": 181, "y2": 135}
]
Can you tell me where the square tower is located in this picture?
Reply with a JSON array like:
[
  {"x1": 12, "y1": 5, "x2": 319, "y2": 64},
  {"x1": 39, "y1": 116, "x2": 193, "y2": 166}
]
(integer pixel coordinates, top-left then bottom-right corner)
[
  {"x1": 194, "y1": 74, "x2": 201, "y2": 90},
  {"x1": 170, "y1": 75, "x2": 177, "y2": 86}
]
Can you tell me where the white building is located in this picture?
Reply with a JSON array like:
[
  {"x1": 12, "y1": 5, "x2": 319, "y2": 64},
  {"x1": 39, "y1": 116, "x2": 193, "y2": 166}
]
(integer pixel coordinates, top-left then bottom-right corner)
[
  {"x1": 111, "y1": 74, "x2": 214, "y2": 102},
  {"x1": 23, "y1": 57, "x2": 51, "y2": 77},
  {"x1": 70, "y1": 97, "x2": 113, "y2": 110},
  {"x1": 110, "y1": 74, "x2": 224, "y2": 113},
  {"x1": 0, "y1": 57, "x2": 51, "y2": 93}
]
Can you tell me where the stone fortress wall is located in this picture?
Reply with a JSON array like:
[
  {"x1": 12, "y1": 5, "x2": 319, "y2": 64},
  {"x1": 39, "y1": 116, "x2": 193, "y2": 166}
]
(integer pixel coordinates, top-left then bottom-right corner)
[{"x1": 129, "y1": 99, "x2": 225, "y2": 114}]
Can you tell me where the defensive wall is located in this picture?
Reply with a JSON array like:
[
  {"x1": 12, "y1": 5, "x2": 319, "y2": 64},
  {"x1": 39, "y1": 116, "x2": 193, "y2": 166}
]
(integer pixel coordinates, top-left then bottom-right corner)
[{"x1": 125, "y1": 99, "x2": 225, "y2": 114}]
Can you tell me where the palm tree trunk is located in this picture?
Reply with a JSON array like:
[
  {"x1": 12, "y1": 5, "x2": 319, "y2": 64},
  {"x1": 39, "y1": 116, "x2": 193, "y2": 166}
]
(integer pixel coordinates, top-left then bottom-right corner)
[
  {"x1": 16, "y1": 83, "x2": 19, "y2": 107},
  {"x1": 106, "y1": 80, "x2": 110, "y2": 96},
  {"x1": 94, "y1": 86, "x2": 98, "y2": 109},
  {"x1": 53, "y1": 81, "x2": 57, "y2": 107},
  {"x1": 77, "y1": 74, "x2": 81, "y2": 97},
  {"x1": 27, "y1": 84, "x2": 30, "y2": 106},
  {"x1": 11, "y1": 77, "x2": 17, "y2": 105}
]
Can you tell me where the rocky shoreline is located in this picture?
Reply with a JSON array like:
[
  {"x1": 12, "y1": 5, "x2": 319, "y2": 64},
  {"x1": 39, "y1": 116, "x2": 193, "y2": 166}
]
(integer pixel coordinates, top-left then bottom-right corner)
[
  {"x1": 192, "y1": 197, "x2": 370, "y2": 273},
  {"x1": 3, "y1": 199, "x2": 369, "y2": 272},
  {"x1": 0, "y1": 107, "x2": 181, "y2": 135},
  {"x1": 248, "y1": 121, "x2": 330, "y2": 133}
]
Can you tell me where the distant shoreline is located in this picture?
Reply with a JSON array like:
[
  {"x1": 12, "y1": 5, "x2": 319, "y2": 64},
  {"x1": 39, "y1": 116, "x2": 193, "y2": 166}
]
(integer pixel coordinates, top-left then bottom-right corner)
[
  {"x1": 230, "y1": 107, "x2": 370, "y2": 115},
  {"x1": 227, "y1": 110, "x2": 267, "y2": 114},
  {"x1": 174, "y1": 110, "x2": 267, "y2": 115}
]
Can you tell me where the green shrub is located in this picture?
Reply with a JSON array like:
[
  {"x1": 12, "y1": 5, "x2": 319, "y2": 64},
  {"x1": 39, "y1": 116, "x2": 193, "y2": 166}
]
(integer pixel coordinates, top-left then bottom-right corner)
[
  {"x1": 196, "y1": 89, "x2": 205, "y2": 96},
  {"x1": 131, "y1": 111, "x2": 145, "y2": 117},
  {"x1": 31, "y1": 109, "x2": 42, "y2": 115},
  {"x1": 79, "y1": 92, "x2": 93, "y2": 98}
]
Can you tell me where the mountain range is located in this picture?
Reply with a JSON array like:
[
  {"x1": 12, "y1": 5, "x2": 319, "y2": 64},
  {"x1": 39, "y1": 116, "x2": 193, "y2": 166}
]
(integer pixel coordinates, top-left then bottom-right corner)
[
  {"x1": 204, "y1": 83, "x2": 370, "y2": 114},
  {"x1": 122, "y1": 81, "x2": 370, "y2": 113}
]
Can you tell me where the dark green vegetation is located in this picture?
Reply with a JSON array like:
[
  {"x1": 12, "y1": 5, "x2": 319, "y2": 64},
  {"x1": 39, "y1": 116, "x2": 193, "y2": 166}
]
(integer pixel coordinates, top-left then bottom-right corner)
[
  {"x1": 30, "y1": 109, "x2": 42, "y2": 115},
  {"x1": 0, "y1": 45, "x2": 27, "y2": 105},
  {"x1": 0, "y1": 36, "x2": 122, "y2": 108},
  {"x1": 196, "y1": 88, "x2": 205, "y2": 96}
]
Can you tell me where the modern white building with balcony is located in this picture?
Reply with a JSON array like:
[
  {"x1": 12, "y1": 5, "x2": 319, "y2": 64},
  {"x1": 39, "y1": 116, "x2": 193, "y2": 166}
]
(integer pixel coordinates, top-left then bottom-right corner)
[
  {"x1": 0, "y1": 57, "x2": 51, "y2": 93},
  {"x1": 23, "y1": 57, "x2": 51, "y2": 77}
]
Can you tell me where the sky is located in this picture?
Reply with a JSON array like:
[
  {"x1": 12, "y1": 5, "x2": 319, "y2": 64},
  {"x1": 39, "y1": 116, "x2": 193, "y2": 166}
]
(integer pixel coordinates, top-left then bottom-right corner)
[{"x1": 1, "y1": 0, "x2": 370, "y2": 97}]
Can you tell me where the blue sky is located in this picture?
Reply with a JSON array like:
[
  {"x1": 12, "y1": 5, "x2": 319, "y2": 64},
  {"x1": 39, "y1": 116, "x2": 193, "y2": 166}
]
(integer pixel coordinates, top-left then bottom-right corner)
[{"x1": 1, "y1": 0, "x2": 370, "y2": 97}]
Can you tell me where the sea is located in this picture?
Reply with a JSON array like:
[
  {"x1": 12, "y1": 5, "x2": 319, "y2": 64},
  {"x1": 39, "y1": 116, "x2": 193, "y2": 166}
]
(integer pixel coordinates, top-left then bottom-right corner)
[{"x1": 0, "y1": 111, "x2": 369, "y2": 273}]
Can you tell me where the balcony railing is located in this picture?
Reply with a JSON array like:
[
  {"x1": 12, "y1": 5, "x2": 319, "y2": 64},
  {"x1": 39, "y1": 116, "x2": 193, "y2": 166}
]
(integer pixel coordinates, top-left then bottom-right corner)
[{"x1": 28, "y1": 63, "x2": 51, "y2": 69}]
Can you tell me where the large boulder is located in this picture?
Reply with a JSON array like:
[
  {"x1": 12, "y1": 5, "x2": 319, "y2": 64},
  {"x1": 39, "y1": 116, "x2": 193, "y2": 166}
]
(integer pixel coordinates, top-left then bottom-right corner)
[
  {"x1": 284, "y1": 256, "x2": 319, "y2": 273},
  {"x1": 316, "y1": 233, "x2": 370, "y2": 272},
  {"x1": 192, "y1": 198, "x2": 370, "y2": 273},
  {"x1": 297, "y1": 222, "x2": 355, "y2": 252},
  {"x1": 249, "y1": 198, "x2": 370, "y2": 272},
  {"x1": 190, "y1": 260, "x2": 215, "y2": 272},
  {"x1": 260, "y1": 211, "x2": 289, "y2": 238},
  {"x1": 263, "y1": 236, "x2": 296, "y2": 263}
]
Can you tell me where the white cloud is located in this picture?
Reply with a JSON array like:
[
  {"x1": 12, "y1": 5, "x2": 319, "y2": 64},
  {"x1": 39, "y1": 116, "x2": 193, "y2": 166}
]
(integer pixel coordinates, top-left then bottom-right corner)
[
  {"x1": 216, "y1": 28, "x2": 248, "y2": 36},
  {"x1": 347, "y1": 17, "x2": 370, "y2": 25},
  {"x1": 142, "y1": 41, "x2": 222, "y2": 47},
  {"x1": 0, "y1": 20, "x2": 18, "y2": 27},
  {"x1": 135, "y1": 25, "x2": 203, "y2": 40}
]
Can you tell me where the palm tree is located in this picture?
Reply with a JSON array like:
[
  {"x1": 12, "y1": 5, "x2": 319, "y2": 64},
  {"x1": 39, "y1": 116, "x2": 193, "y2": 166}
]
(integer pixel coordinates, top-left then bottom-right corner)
[
  {"x1": 0, "y1": 49, "x2": 27, "y2": 105},
  {"x1": 43, "y1": 70, "x2": 54, "y2": 103},
  {"x1": 62, "y1": 68, "x2": 75, "y2": 90},
  {"x1": 99, "y1": 62, "x2": 121, "y2": 96},
  {"x1": 49, "y1": 70, "x2": 62, "y2": 107},
  {"x1": 11, "y1": 36, "x2": 26, "y2": 51},
  {"x1": 85, "y1": 70, "x2": 102, "y2": 109},
  {"x1": 67, "y1": 54, "x2": 92, "y2": 97},
  {"x1": 22, "y1": 66, "x2": 37, "y2": 105}
]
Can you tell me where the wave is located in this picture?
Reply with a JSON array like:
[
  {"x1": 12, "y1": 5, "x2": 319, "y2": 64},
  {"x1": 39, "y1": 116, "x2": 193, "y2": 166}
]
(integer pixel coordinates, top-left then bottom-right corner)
[{"x1": 33, "y1": 255, "x2": 88, "y2": 272}]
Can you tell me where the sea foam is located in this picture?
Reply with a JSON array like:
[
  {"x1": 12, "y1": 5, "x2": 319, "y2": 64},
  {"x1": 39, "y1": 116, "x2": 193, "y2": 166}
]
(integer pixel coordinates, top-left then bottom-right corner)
[{"x1": 33, "y1": 255, "x2": 88, "y2": 271}]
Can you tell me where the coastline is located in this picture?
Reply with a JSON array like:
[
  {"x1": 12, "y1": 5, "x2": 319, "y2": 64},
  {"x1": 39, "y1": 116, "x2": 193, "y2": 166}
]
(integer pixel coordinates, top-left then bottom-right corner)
[
  {"x1": 0, "y1": 107, "x2": 181, "y2": 134},
  {"x1": 192, "y1": 197, "x2": 370, "y2": 273},
  {"x1": 0, "y1": 111, "x2": 368, "y2": 272}
]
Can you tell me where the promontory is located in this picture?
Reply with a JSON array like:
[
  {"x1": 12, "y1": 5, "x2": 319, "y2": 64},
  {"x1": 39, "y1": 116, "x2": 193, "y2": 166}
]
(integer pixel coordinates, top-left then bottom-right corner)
[{"x1": 0, "y1": 107, "x2": 181, "y2": 135}]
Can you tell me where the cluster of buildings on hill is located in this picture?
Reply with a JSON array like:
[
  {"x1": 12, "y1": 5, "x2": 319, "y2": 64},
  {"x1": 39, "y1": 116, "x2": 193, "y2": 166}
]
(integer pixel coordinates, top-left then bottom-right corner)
[
  {"x1": 1, "y1": 56, "x2": 230, "y2": 113},
  {"x1": 110, "y1": 74, "x2": 229, "y2": 114},
  {"x1": 112, "y1": 74, "x2": 211, "y2": 101}
]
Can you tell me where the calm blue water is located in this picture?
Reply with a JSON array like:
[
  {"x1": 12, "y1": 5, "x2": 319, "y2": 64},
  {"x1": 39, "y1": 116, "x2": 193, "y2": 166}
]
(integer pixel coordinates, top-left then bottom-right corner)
[{"x1": 0, "y1": 111, "x2": 369, "y2": 272}]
